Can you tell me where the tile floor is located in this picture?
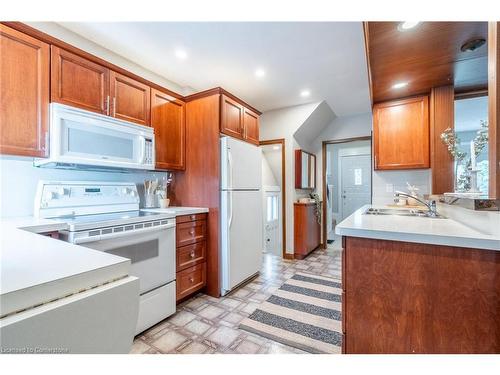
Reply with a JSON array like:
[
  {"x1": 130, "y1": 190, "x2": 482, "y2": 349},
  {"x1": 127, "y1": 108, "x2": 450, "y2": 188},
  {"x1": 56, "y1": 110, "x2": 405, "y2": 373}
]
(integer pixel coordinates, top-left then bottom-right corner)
[{"x1": 131, "y1": 245, "x2": 342, "y2": 354}]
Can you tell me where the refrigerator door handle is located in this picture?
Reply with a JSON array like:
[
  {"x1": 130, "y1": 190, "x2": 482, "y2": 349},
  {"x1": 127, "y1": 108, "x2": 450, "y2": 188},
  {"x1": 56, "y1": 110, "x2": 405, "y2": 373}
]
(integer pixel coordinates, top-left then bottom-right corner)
[
  {"x1": 228, "y1": 149, "x2": 233, "y2": 190},
  {"x1": 228, "y1": 191, "x2": 233, "y2": 228}
]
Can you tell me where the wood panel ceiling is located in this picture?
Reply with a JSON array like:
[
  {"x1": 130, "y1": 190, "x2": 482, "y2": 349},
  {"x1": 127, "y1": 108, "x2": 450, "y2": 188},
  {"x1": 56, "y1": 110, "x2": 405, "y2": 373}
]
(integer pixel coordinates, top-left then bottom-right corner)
[{"x1": 366, "y1": 22, "x2": 488, "y2": 104}]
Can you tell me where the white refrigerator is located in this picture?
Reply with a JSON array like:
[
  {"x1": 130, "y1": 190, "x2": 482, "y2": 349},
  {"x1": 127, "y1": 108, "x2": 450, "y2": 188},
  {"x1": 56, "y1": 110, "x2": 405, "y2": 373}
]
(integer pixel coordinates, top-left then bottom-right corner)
[{"x1": 220, "y1": 136, "x2": 263, "y2": 296}]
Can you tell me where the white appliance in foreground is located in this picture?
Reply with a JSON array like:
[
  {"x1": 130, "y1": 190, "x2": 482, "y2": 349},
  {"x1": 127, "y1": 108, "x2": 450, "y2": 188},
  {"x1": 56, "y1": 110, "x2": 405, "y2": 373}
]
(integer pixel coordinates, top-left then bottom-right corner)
[
  {"x1": 35, "y1": 181, "x2": 177, "y2": 334},
  {"x1": 220, "y1": 137, "x2": 263, "y2": 296},
  {"x1": 35, "y1": 103, "x2": 155, "y2": 171}
]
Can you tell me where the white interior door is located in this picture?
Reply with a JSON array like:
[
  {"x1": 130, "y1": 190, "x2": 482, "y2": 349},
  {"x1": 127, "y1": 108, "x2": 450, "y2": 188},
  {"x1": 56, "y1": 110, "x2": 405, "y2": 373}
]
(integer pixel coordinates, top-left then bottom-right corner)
[
  {"x1": 264, "y1": 191, "x2": 280, "y2": 256},
  {"x1": 340, "y1": 154, "x2": 371, "y2": 221}
]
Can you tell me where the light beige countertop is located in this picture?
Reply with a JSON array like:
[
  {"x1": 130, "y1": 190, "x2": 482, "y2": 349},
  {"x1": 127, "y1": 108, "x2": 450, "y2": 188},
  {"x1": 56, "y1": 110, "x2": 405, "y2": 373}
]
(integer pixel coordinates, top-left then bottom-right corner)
[
  {"x1": 0, "y1": 221, "x2": 130, "y2": 317},
  {"x1": 141, "y1": 206, "x2": 209, "y2": 216},
  {"x1": 335, "y1": 205, "x2": 500, "y2": 251}
]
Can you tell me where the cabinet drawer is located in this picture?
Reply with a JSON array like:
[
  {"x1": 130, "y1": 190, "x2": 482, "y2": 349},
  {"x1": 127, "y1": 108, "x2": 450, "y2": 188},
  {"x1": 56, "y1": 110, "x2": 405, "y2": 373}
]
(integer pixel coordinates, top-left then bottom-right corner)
[
  {"x1": 176, "y1": 263, "x2": 206, "y2": 301},
  {"x1": 176, "y1": 213, "x2": 207, "y2": 224},
  {"x1": 176, "y1": 220, "x2": 206, "y2": 247},
  {"x1": 177, "y1": 241, "x2": 206, "y2": 271}
]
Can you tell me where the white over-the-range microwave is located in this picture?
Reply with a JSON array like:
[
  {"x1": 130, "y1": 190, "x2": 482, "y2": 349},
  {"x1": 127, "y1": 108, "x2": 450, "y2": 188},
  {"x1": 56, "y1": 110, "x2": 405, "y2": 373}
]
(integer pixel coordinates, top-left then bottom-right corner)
[{"x1": 35, "y1": 103, "x2": 155, "y2": 171}]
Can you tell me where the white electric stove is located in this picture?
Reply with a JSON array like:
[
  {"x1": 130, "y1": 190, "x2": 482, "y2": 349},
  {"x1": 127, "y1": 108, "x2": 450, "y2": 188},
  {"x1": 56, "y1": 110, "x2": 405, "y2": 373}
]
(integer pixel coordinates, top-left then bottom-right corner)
[{"x1": 35, "y1": 181, "x2": 178, "y2": 334}]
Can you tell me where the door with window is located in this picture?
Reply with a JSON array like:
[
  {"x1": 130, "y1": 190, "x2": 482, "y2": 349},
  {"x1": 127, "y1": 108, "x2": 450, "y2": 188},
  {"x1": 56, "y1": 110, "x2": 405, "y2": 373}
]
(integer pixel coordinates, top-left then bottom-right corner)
[
  {"x1": 264, "y1": 191, "x2": 280, "y2": 256},
  {"x1": 340, "y1": 154, "x2": 371, "y2": 221}
]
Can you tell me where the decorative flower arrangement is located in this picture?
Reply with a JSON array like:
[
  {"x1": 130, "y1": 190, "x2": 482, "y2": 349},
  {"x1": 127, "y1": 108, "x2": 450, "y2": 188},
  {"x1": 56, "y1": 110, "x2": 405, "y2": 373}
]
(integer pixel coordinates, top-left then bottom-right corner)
[{"x1": 440, "y1": 120, "x2": 488, "y2": 192}]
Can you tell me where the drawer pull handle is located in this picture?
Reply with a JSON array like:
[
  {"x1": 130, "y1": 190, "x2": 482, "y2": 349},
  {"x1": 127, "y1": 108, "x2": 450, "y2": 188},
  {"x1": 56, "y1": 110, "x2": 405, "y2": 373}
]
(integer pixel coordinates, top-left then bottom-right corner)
[
  {"x1": 189, "y1": 229, "x2": 195, "y2": 235},
  {"x1": 190, "y1": 215, "x2": 196, "y2": 220},
  {"x1": 190, "y1": 250, "x2": 195, "y2": 258},
  {"x1": 189, "y1": 276, "x2": 194, "y2": 283}
]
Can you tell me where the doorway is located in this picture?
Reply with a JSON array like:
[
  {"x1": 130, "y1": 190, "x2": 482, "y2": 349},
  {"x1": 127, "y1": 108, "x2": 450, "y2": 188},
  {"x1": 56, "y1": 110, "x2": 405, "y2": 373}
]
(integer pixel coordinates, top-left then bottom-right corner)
[
  {"x1": 259, "y1": 139, "x2": 286, "y2": 258},
  {"x1": 322, "y1": 137, "x2": 372, "y2": 247}
]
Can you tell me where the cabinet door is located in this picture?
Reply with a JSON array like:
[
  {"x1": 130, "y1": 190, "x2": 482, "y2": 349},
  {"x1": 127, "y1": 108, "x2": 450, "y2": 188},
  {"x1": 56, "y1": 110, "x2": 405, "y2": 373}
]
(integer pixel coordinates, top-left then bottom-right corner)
[
  {"x1": 373, "y1": 96, "x2": 430, "y2": 170},
  {"x1": 0, "y1": 25, "x2": 49, "y2": 157},
  {"x1": 151, "y1": 88, "x2": 186, "y2": 170},
  {"x1": 243, "y1": 107, "x2": 260, "y2": 145},
  {"x1": 51, "y1": 46, "x2": 109, "y2": 114},
  {"x1": 110, "y1": 71, "x2": 150, "y2": 126},
  {"x1": 220, "y1": 94, "x2": 244, "y2": 139}
]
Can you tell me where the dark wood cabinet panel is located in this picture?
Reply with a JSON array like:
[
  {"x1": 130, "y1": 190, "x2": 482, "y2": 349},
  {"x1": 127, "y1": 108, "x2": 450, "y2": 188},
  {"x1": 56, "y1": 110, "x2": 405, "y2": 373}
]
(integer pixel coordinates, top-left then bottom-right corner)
[
  {"x1": 293, "y1": 202, "x2": 321, "y2": 259},
  {"x1": 243, "y1": 107, "x2": 259, "y2": 145},
  {"x1": 343, "y1": 236, "x2": 500, "y2": 353},
  {"x1": 176, "y1": 263, "x2": 206, "y2": 301},
  {"x1": 176, "y1": 220, "x2": 207, "y2": 247},
  {"x1": 176, "y1": 213, "x2": 208, "y2": 224},
  {"x1": 151, "y1": 88, "x2": 185, "y2": 170},
  {"x1": 0, "y1": 25, "x2": 49, "y2": 157},
  {"x1": 373, "y1": 96, "x2": 430, "y2": 170},
  {"x1": 221, "y1": 94, "x2": 244, "y2": 139},
  {"x1": 110, "y1": 71, "x2": 150, "y2": 126},
  {"x1": 177, "y1": 241, "x2": 206, "y2": 272},
  {"x1": 51, "y1": 46, "x2": 109, "y2": 114},
  {"x1": 175, "y1": 214, "x2": 208, "y2": 301}
]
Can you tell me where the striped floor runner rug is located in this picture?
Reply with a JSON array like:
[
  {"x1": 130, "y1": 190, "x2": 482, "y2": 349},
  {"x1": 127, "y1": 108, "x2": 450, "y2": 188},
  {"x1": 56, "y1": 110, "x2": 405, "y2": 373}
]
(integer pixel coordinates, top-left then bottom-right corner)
[{"x1": 239, "y1": 272, "x2": 342, "y2": 354}]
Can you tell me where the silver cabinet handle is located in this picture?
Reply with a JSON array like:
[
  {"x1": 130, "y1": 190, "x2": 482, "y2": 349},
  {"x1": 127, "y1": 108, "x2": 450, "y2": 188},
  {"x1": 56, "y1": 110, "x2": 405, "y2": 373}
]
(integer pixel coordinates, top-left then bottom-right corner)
[{"x1": 190, "y1": 250, "x2": 195, "y2": 258}]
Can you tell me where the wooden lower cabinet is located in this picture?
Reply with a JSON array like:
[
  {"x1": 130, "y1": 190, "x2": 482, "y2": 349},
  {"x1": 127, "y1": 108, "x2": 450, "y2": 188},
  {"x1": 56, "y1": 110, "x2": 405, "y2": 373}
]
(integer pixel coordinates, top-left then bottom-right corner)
[
  {"x1": 293, "y1": 202, "x2": 321, "y2": 259},
  {"x1": 343, "y1": 236, "x2": 500, "y2": 353},
  {"x1": 176, "y1": 214, "x2": 207, "y2": 302},
  {"x1": 176, "y1": 263, "x2": 207, "y2": 301}
]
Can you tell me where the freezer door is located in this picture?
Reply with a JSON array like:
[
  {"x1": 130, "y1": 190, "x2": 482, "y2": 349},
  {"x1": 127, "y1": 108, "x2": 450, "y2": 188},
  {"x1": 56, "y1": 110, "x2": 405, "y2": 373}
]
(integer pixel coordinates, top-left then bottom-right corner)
[
  {"x1": 221, "y1": 136, "x2": 262, "y2": 190},
  {"x1": 221, "y1": 190, "x2": 263, "y2": 294}
]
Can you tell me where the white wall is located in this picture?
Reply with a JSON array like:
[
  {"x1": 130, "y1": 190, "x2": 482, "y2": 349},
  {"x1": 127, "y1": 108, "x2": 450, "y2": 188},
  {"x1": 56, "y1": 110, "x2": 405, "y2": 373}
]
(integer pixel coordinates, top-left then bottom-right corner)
[
  {"x1": 0, "y1": 156, "x2": 167, "y2": 217},
  {"x1": 260, "y1": 102, "x2": 323, "y2": 254},
  {"x1": 261, "y1": 154, "x2": 279, "y2": 187},
  {"x1": 312, "y1": 112, "x2": 432, "y2": 208},
  {"x1": 26, "y1": 22, "x2": 193, "y2": 96}
]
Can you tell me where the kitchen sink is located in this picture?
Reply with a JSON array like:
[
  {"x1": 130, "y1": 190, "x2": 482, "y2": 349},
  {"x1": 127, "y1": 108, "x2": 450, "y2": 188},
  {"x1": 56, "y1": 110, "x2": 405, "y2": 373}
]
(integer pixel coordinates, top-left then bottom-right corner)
[{"x1": 363, "y1": 207, "x2": 446, "y2": 219}]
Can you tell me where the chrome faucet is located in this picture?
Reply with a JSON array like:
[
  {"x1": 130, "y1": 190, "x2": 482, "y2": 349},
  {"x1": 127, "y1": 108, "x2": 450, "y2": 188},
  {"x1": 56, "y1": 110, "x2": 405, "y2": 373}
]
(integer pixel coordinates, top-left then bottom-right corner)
[{"x1": 393, "y1": 191, "x2": 438, "y2": 217}]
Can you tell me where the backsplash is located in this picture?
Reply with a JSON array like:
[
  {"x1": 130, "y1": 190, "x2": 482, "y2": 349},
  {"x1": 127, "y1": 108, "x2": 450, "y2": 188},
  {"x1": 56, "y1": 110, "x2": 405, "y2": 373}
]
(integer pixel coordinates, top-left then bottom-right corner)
[
  {"x1": 0, "y1": 155, "x2": 168, "y2": 217},
  {"x1": 372, "y1": 169, "x2": 431, "y2": 205}
]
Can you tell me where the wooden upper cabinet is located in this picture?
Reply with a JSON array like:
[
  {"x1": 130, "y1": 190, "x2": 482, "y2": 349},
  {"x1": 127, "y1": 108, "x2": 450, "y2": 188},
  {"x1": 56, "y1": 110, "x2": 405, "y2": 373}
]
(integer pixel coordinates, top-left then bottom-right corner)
[
  {"x1": 221, "y1": 94, "x2": 244, "y2": 139},
  {"x1": 110, "y1": 71, "x2": 150, "y2": 126},
  {"x1": 373, "y1": 96, "x2": 430, "y2": 170},
  {"x1": 151, "y1": 88, "x2": 186, "y2": 170},
  {"x1": 0, "y1": 25, "x2": 49, "y2": 157},
  {"x1": 51, "y1": 46, "x2": 109, "y2": 114},
  {"x1": 243, "y1": 107, "x2": 259, "y2": 145}
]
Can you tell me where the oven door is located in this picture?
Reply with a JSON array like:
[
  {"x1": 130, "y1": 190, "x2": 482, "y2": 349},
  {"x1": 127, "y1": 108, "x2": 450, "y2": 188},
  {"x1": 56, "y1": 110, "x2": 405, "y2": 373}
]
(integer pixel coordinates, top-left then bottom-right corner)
[{"x1": 80, "y1": 226, "x2": 175, "y2": 295}]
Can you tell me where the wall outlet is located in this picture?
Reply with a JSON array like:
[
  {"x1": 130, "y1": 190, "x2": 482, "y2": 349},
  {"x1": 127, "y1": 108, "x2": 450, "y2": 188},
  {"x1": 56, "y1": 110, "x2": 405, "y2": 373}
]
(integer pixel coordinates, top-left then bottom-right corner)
[{"x1": 385, "y1": 184, "x2": 394, "y2": 193}]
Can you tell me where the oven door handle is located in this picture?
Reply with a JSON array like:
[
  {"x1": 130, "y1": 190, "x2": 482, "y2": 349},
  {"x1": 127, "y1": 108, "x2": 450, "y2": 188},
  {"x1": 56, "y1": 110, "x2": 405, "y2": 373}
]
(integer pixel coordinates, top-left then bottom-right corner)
[{"x1": 73, "y1": 222, "x2": 175, "y2": 245}]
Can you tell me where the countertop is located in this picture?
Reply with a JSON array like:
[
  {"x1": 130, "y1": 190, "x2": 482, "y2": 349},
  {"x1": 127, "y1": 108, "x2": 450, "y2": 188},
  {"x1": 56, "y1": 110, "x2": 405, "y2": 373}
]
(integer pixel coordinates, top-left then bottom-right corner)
[
  {"x1": 335, "y1": 205, "x2": 500, "y2": 251},
  {"x1": 0, "y1": 222, "x2": 130, "y2": 317},
  {"x1": 141, "y1": 206, "x2": 209, "y2": 216},
  {"x1": 0, "y1": 206, "x2": 208, "y2": 317}
]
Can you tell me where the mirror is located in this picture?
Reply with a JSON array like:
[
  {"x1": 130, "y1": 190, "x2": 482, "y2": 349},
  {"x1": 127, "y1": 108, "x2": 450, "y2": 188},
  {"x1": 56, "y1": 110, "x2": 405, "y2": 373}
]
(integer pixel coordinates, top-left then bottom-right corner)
[
  {"x1": 453, "y1": 95, "x2": 489, "y2": 194},
  {"x1": 295, "y1": 150, "x2": 316, "y2": 189}
]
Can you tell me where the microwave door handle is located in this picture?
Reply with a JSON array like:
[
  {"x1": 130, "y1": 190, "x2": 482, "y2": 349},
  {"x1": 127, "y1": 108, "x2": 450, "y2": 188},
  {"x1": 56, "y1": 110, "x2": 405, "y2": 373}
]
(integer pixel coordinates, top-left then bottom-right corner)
[{"x1": 140, "y1": 137, "x2": 147, "y2": 164}]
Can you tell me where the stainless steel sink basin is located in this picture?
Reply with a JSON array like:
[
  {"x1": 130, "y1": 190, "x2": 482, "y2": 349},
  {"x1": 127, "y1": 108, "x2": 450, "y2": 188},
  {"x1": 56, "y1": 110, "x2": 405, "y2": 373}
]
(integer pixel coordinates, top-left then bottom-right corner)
[{"x1": 363, "y1": 207, "x2": 446, "y2": 218}]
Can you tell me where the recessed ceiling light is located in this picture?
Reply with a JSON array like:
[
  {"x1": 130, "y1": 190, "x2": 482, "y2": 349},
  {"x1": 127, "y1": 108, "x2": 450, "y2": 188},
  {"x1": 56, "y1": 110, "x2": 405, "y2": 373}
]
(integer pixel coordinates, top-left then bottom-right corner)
[
  {"x1": 174, "y1": 49, "x2": 188, "y2": 60},
  {"x1": 398, "y1": 21, "x2": 420, "y2": 31},
  {"x1": 300, "y1": 90, "x2": 311, "y2": 98},
  {"x1": 392, "y1": 82, "x2": 408, "y2": 89},
  {"x1": 255, "y1": 68, "x2": 266, "y2": 78}
]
